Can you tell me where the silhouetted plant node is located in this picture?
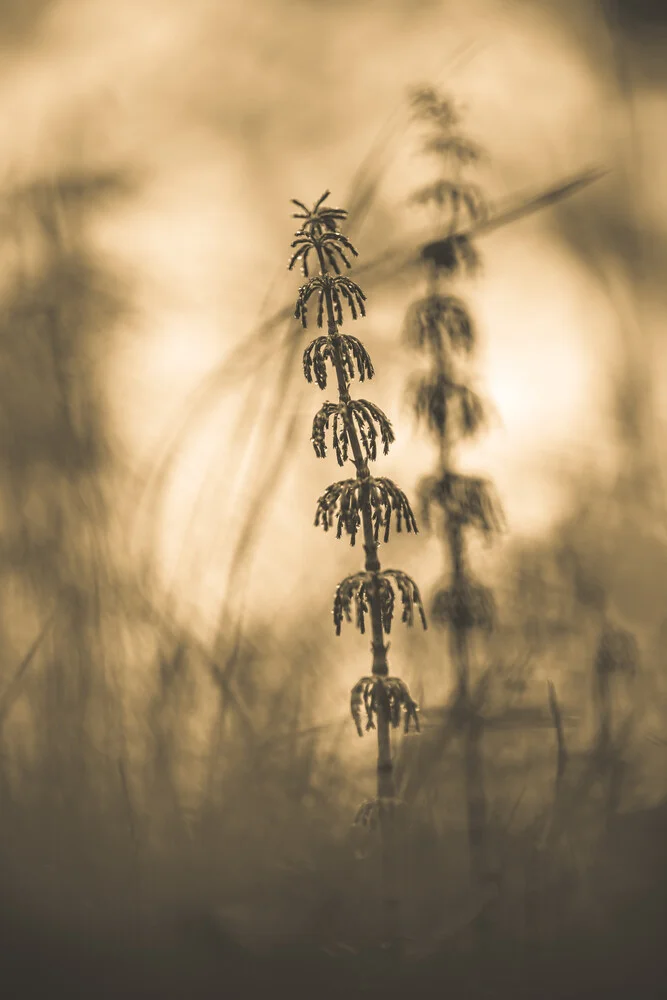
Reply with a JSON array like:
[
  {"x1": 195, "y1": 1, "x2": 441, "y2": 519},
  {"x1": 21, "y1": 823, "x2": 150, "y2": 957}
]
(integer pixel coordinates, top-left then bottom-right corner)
[
  {"x1": 312, "y1": 398, "x2": 395, "y2": 465},
  {"x1": 295, "y1": 273, "x2": 367, "y2": 328},
  {"x1": 333, "y1": 569, "x2": 427, "y2": 636},
  {"x1": 422, "y1": 133, "x2": 484, "y2": 165},
  {"x1": 410, "y1": 86, "x2": 461, "y2": 127},
  {"x1": 288, "y1": 228, "x2": 358, "y2": 277},
  {"x1": 303, "y1": 334, "x2": 374, "y2": 389},
  {"x1": 315, "y1": 476, "x2": 418, "y2": 545},
  {"x1": 291, "y1": 190, "x2": 348, "y2": 237},
  {"x1": 410, "y1": 373, "x2": 485, "y2": 438},
  {"x1": 418, "y1": 472, "x2": 504, "y2": 536},
  {"x1": 431, "y1": 580, "x2": 495, "y2": 631},
  {"x1": 403, "y1": 294, "x2": 476, "y2": 354},
  {"x1": 350, "y1": 675, "x2": 420, "y2": 737},
  {"x1": 420, "y1": 234, "x2": 480, "y2": 275},
  {"x1": 411, "y1": 179, "x2": 487, "y2": 229}
]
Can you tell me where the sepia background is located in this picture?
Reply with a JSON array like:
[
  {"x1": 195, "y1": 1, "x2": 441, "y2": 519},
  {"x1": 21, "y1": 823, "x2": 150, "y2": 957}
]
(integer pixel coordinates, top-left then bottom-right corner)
[{"x1": 0, "y1": 0, "x2": 665, "y2": 995}]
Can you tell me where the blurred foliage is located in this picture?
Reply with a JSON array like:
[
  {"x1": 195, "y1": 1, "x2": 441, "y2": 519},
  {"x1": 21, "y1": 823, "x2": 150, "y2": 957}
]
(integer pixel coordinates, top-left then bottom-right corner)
[{"x1": 0, "y1": 19, "x2": 664, "y2": 994}]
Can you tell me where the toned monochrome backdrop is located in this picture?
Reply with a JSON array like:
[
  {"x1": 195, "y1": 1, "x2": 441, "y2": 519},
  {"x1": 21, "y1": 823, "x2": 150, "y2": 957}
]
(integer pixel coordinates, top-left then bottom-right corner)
[{"x1": 0, "y1": 1, "x2": 665, "y2": 996}]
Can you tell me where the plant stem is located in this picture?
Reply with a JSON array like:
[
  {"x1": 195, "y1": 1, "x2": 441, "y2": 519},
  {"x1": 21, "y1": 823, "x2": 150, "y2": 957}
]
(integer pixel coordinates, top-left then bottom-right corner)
[
  {"x1": 547, "y1": 680, "x2": 568, "y2": 798},
  {"x1": 291, "y1": 195, "x2": 424, "y2": 952},
  {"x1": 446, "y1": 521, "x2": 469, "y2": 700},
  {"x1": 322, "y1": 281, "x2": 401, "y2": 947}
]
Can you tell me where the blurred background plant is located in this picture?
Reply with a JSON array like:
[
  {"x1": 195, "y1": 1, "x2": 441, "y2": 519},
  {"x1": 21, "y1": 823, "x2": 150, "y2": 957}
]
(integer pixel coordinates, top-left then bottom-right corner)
[{"x1": 393, "y1": 88, "x2": 505, "y2": 951}]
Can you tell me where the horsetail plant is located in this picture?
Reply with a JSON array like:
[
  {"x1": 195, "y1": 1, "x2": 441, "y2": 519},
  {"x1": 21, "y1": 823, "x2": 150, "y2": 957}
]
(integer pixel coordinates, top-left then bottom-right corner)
[
  {"x1": 288, "y1": 191, "x2": 427, "y2": 949},
  {"x1": 403, "y1": 88, "x2": 505, "y2": 936},
  {"x1": 406, "y1": 88, "x2": 503, "y2": 700}
]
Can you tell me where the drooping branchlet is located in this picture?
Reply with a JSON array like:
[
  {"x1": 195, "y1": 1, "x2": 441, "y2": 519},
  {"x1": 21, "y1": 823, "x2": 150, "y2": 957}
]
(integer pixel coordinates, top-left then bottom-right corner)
[
  {"x1": 409, "y1": 373, "x2": 486, "y2": 439},
  {"x1": 295, "y1": 273, "x2": 367, "y2": 327},
  {"x1": 314, "y1": 475, "x2": 418, "y2": 545},
  {"x1": 311, "y1": 398, "x2": 395, "y2": 465},
  {"x1": 351, "y1": 675, "x2": 420, "y2": 737},
  {"x1": 303, "y1": 334, "x2": 374, "y2": 389},
  {"x1": 403, "y1": 294, "x2": 476, "y2": 355},
  {"x1": 333, "y1": 568, "x2": 427, "y2": 636},
  {"x1": 418, "y1": 472, "x2": 504, "y2": 536}
]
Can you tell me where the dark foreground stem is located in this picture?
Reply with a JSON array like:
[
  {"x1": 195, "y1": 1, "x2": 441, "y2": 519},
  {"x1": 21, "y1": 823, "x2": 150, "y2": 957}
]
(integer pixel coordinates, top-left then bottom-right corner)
[{"x1": 323, "y1": 286, "x2": 401, "y2": 948}]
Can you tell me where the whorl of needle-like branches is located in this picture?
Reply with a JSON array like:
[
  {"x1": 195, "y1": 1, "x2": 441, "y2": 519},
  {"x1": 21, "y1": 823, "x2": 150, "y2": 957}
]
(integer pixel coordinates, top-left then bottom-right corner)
[
  {"x1": 315, "y1": 476, "x2": 418, "y2": 546},
  {"x1": 295, "y1": 273, "x2": 366, "y2": 328},
  {"x1": 403, "y1": 294, "x2": 476, "y2": 355},
  {"x1": 410, "y1": 86, "x2": 486, "y2": 165},
  {"x1": 422, "y1": 133, "x2": 484, "y2": 166},
  {"x1": 333, "y1": 568, "x2": 427, "y2": 636},
  {"x1": 410, "y1": 86, "x2": 461, "y2": 127},
  {"x1": 311, "y1": 398, "x2": 395, "y2": 465},
  {"x1": 431, "y1": 579, "x2": 495, "y2": 631},
  {"x1": 420, "y1": 234, "x2": 480, "y2": 276},
  {"x1": 303, "y1": 334, "x2": 374, "y2": 390},
  {"x1": 350, "y1": 675, "x2": 420, "y2": 738},
  {"x1": 418, "y1": 471, "x2": 504, "y2": 536},
  {"x1": 291, "y1": 191, "x2": 348, "y2": 237},
  {"x1": 288, "y1": 228, "x2": 358, "y2": 278},
  {"x1": 333, "y1": 569, "x2": 426, "y2": 635},
  {"x1": 409, "y1": 372, "x2": 485, "y2": 439},
  {"x1": 411, "y1": 179, "x2": 487, "y2": 229}
]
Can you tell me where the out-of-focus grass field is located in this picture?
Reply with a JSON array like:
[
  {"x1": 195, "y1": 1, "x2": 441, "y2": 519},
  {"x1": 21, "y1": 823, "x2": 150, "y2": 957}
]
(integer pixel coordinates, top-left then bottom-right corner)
[{"x1": 0, "y1": 1, "x2": 666, "y2": 996}]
